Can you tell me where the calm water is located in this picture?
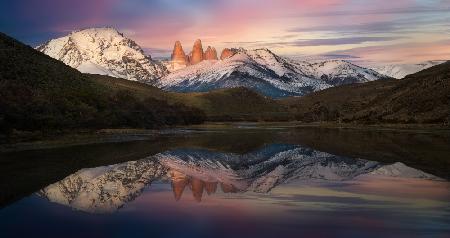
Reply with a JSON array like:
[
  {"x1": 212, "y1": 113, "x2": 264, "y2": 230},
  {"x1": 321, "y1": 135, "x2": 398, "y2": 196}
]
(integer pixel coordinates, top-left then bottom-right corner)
[{"x1": 1, "y1": 126, "x2": 449, "y2": 238}]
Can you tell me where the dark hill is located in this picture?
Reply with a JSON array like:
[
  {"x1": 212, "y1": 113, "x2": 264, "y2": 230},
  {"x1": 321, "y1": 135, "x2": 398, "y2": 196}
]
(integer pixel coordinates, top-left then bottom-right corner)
[
  {"x1": 282, "y1": 61, "x2": 450, "y2": 124},
  {"x1": 88, "y1": 74, "x2": 289, "y2": 122},
  {"x1": 0, "y1": 32, "x2": 205, "y2": 135},
  {"x1": 179, "y1": 87, "x2": 289, "y2": 121}
]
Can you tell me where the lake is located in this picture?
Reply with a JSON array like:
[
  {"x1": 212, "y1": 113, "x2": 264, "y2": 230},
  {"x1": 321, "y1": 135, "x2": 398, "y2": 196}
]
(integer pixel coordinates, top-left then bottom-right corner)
[{"x1": 1, "y1": 125, "x2": 449, "y2": 238}]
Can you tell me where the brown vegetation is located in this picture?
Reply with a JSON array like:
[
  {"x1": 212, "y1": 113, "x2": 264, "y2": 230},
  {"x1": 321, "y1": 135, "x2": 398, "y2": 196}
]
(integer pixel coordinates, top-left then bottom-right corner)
[{"x1": 282, "y1": 62, "x2": 450, "y2": 124}]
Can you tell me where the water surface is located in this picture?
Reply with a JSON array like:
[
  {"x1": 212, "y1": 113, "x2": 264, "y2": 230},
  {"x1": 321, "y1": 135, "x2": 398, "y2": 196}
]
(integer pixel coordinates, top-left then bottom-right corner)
[{"x1": 1, "y1": 126, "x2": 449, "y2": 238}]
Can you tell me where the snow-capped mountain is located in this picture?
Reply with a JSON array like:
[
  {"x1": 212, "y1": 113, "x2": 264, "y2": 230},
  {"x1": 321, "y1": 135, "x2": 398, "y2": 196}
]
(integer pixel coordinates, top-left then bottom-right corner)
[
  {"x1": 157, "y1": 48, "x2": 384, "y2": 98},
  {"x1": 158, "y1": 146, "x2": 382, "y2": 193},
  {"x1": 298, "y1": 59, "x2": 383, "y2": 85},
  {"x1": 38, "y1": 144, "x2": 440, "y2": 213},
  {"x1": 38, "y1": 159, "x2": 166, "y2": 213},
  {"x1": 36, "y1": 27, "x2": 168, "y2": 83},
  {"x1": 36, "y1": 31, "x2": 385, "y2": 97},
  {"x1": 372, "y1": 60, "x2": 446, "y2": 79}
]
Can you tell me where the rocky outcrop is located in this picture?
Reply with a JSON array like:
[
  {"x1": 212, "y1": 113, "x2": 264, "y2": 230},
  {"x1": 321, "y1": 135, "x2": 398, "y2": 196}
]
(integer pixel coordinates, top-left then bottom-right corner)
[
  {"x1": 220, "y1": 48, "x2": 236, "y2": 60},
  {"x1": 204, "y1": 46, "x2": 218, "y2": 60},
  {"x1": 171, "y1": 41, "x2": 188, "y2": 70},
  {"x1": 171, "y1": 41, "x2": 187, "y2": 64},
  {"x1": 169, "y1": 40, "x2": 233, "y2": 70},
  {"x1": 190, "y1": 39, "x2": 204, "y2": 65}
]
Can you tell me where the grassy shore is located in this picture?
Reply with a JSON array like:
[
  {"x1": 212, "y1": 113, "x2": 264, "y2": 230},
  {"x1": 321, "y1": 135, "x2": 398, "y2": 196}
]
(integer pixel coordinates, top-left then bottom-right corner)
[{"x1": 1, "y1": 122, "x2": 448, "y2": 153}]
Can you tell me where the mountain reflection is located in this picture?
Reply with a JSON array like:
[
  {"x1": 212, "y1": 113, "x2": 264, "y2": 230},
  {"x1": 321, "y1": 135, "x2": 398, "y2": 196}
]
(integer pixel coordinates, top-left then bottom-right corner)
[
  {"x1": 169, "y1": 169, "x2": 240, "y2": 202},
  {"x1": 37, "y1": 144, "x2": 441, "y2": 213}
]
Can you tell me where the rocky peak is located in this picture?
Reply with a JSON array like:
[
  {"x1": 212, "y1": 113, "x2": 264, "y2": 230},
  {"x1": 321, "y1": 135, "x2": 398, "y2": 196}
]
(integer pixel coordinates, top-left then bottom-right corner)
[
  {"x1": 171, "y1": 40, "x2": 188, "y2": 70},
  {"x1": 190, "y1": 39, "x2": 204, "y2": 65},
  {"x1": 171, "y1": 41, "x2": 187, "y2": 62},
  {"x1": 220, "y1": 48, "x2": 236, "y2": 60},
  {"x1": 204, "y1": 46, "x2": 218, "y2": 60},
  {"x1": 168, "y1": 39, "x2": 236, "y2": 68}
]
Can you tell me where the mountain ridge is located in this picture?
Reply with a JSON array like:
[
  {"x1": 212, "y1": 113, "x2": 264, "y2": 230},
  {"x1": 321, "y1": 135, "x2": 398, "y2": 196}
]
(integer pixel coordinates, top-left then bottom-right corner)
[
  {"x1": 282, "y1": 61, "x2": 450, "y2": 124},
  {"x1": 159, "y1": 47, "x2": 384, "y2": 98},
  {"x1": 372, "y1": 60, "x2": 446, "y2": 79},
  {"x1": 36, "y1": 29, "x2": 386, "y2": 98}
]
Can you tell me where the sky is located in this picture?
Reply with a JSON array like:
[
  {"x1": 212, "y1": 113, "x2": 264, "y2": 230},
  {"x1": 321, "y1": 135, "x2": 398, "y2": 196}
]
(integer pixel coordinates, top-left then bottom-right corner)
[{"x1": 1, "y1": 0, "x2": 449, "y2": 66}]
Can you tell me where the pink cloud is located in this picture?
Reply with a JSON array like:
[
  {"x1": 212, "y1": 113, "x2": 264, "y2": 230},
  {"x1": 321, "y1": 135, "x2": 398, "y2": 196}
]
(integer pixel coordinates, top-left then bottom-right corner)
[
  {"x1": 331, "y1": 39, "x2": 450, "y2": 65},
  {"x1": 13, "y1": 0, "x2": 448, "y2": 64}
]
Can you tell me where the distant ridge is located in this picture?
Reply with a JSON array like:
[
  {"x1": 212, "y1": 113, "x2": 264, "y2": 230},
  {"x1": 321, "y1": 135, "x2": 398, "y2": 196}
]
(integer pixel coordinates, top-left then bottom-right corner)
[
  {"x1": 372, "y1": 60, "x2": 446, "y2": 79},
  {"x1": 283, "y1": 61, "x2": 450, "y2": 124}
]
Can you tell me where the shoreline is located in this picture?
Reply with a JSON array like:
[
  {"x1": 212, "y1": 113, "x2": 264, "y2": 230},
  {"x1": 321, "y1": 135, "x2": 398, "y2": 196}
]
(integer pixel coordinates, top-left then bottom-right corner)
[
  {"x1": 189, "y1": 121, "x2": 450, "y2": 132},
  {"x1": 1, "y1": 122, "x2": 449, "y2": 153}
]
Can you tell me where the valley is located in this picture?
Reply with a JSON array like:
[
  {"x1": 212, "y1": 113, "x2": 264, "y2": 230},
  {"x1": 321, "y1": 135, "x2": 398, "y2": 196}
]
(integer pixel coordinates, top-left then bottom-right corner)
[
  {"x1": 1, "y1": 2, "x2": 450, "y2": 237},
  {"x1": 1, "y1": 28, "x2": 448, "y2": 141}
]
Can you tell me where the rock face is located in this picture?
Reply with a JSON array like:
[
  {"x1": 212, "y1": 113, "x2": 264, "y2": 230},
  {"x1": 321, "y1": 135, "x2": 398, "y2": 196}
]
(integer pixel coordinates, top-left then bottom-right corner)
[
  {"x1": 220, "y1": 48, "x2": 236, "y2": 60},
  {"x1": 167, "y1": 40, "x2": 224, "y2": 71},
  {"x1": 171, "y1": 41, "x2": 188, "y2": 70},
  {"x1": 204, "y1": 46, "x2": 218, "y2": 60},
  {"x1": 190, "y1": 39, "x2": 204, "y2": 65}
]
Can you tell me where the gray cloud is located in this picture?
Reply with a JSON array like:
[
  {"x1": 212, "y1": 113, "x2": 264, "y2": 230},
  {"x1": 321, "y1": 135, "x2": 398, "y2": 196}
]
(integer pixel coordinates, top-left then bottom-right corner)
[
  {"x1": 221, "y1": 40, "x2": 265, "y2": 44},
  {"x1": 289, "y1": 36, "x2": 400, "y2": 47},
  {"x1": 324, "y1": 39, "x2": 450, "y2": 66},
  {"x1": 143, "y1": 47, "x2": 172, "y2": 56},
  {"x1": 301, "y1": 6, "x2": 450, "y2": 18},
  {"x1": 217, "y1": 36, "x2": 401, "y2": 50},
  {"x1": 289, "y1": 15, "x2": 450, "y2": 36},
  {"x1": 289, "y1": 22, "x2": 397, "y2": 34},
  {"x1": 320, "y1": 54, "x2": 360, "y2": 59}
]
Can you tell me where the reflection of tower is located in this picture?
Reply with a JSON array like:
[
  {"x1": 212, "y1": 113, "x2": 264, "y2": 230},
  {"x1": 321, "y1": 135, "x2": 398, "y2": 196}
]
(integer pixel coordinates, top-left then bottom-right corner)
[
  {"x1": 190, "y1": 177, "x2": 205, "y2": 202},
  {"x1": 169, "y1": 170, "x2": 189, "y2": 201},
  {"x1": 204, "y1": 182, "x2": 218, "y2": 195},
  {"x1": 221, "y1": 183, "x2": 238, "y2": 193},
  {"x1": 168, "y1": 169, "x2": 238, "y2": 202}
]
